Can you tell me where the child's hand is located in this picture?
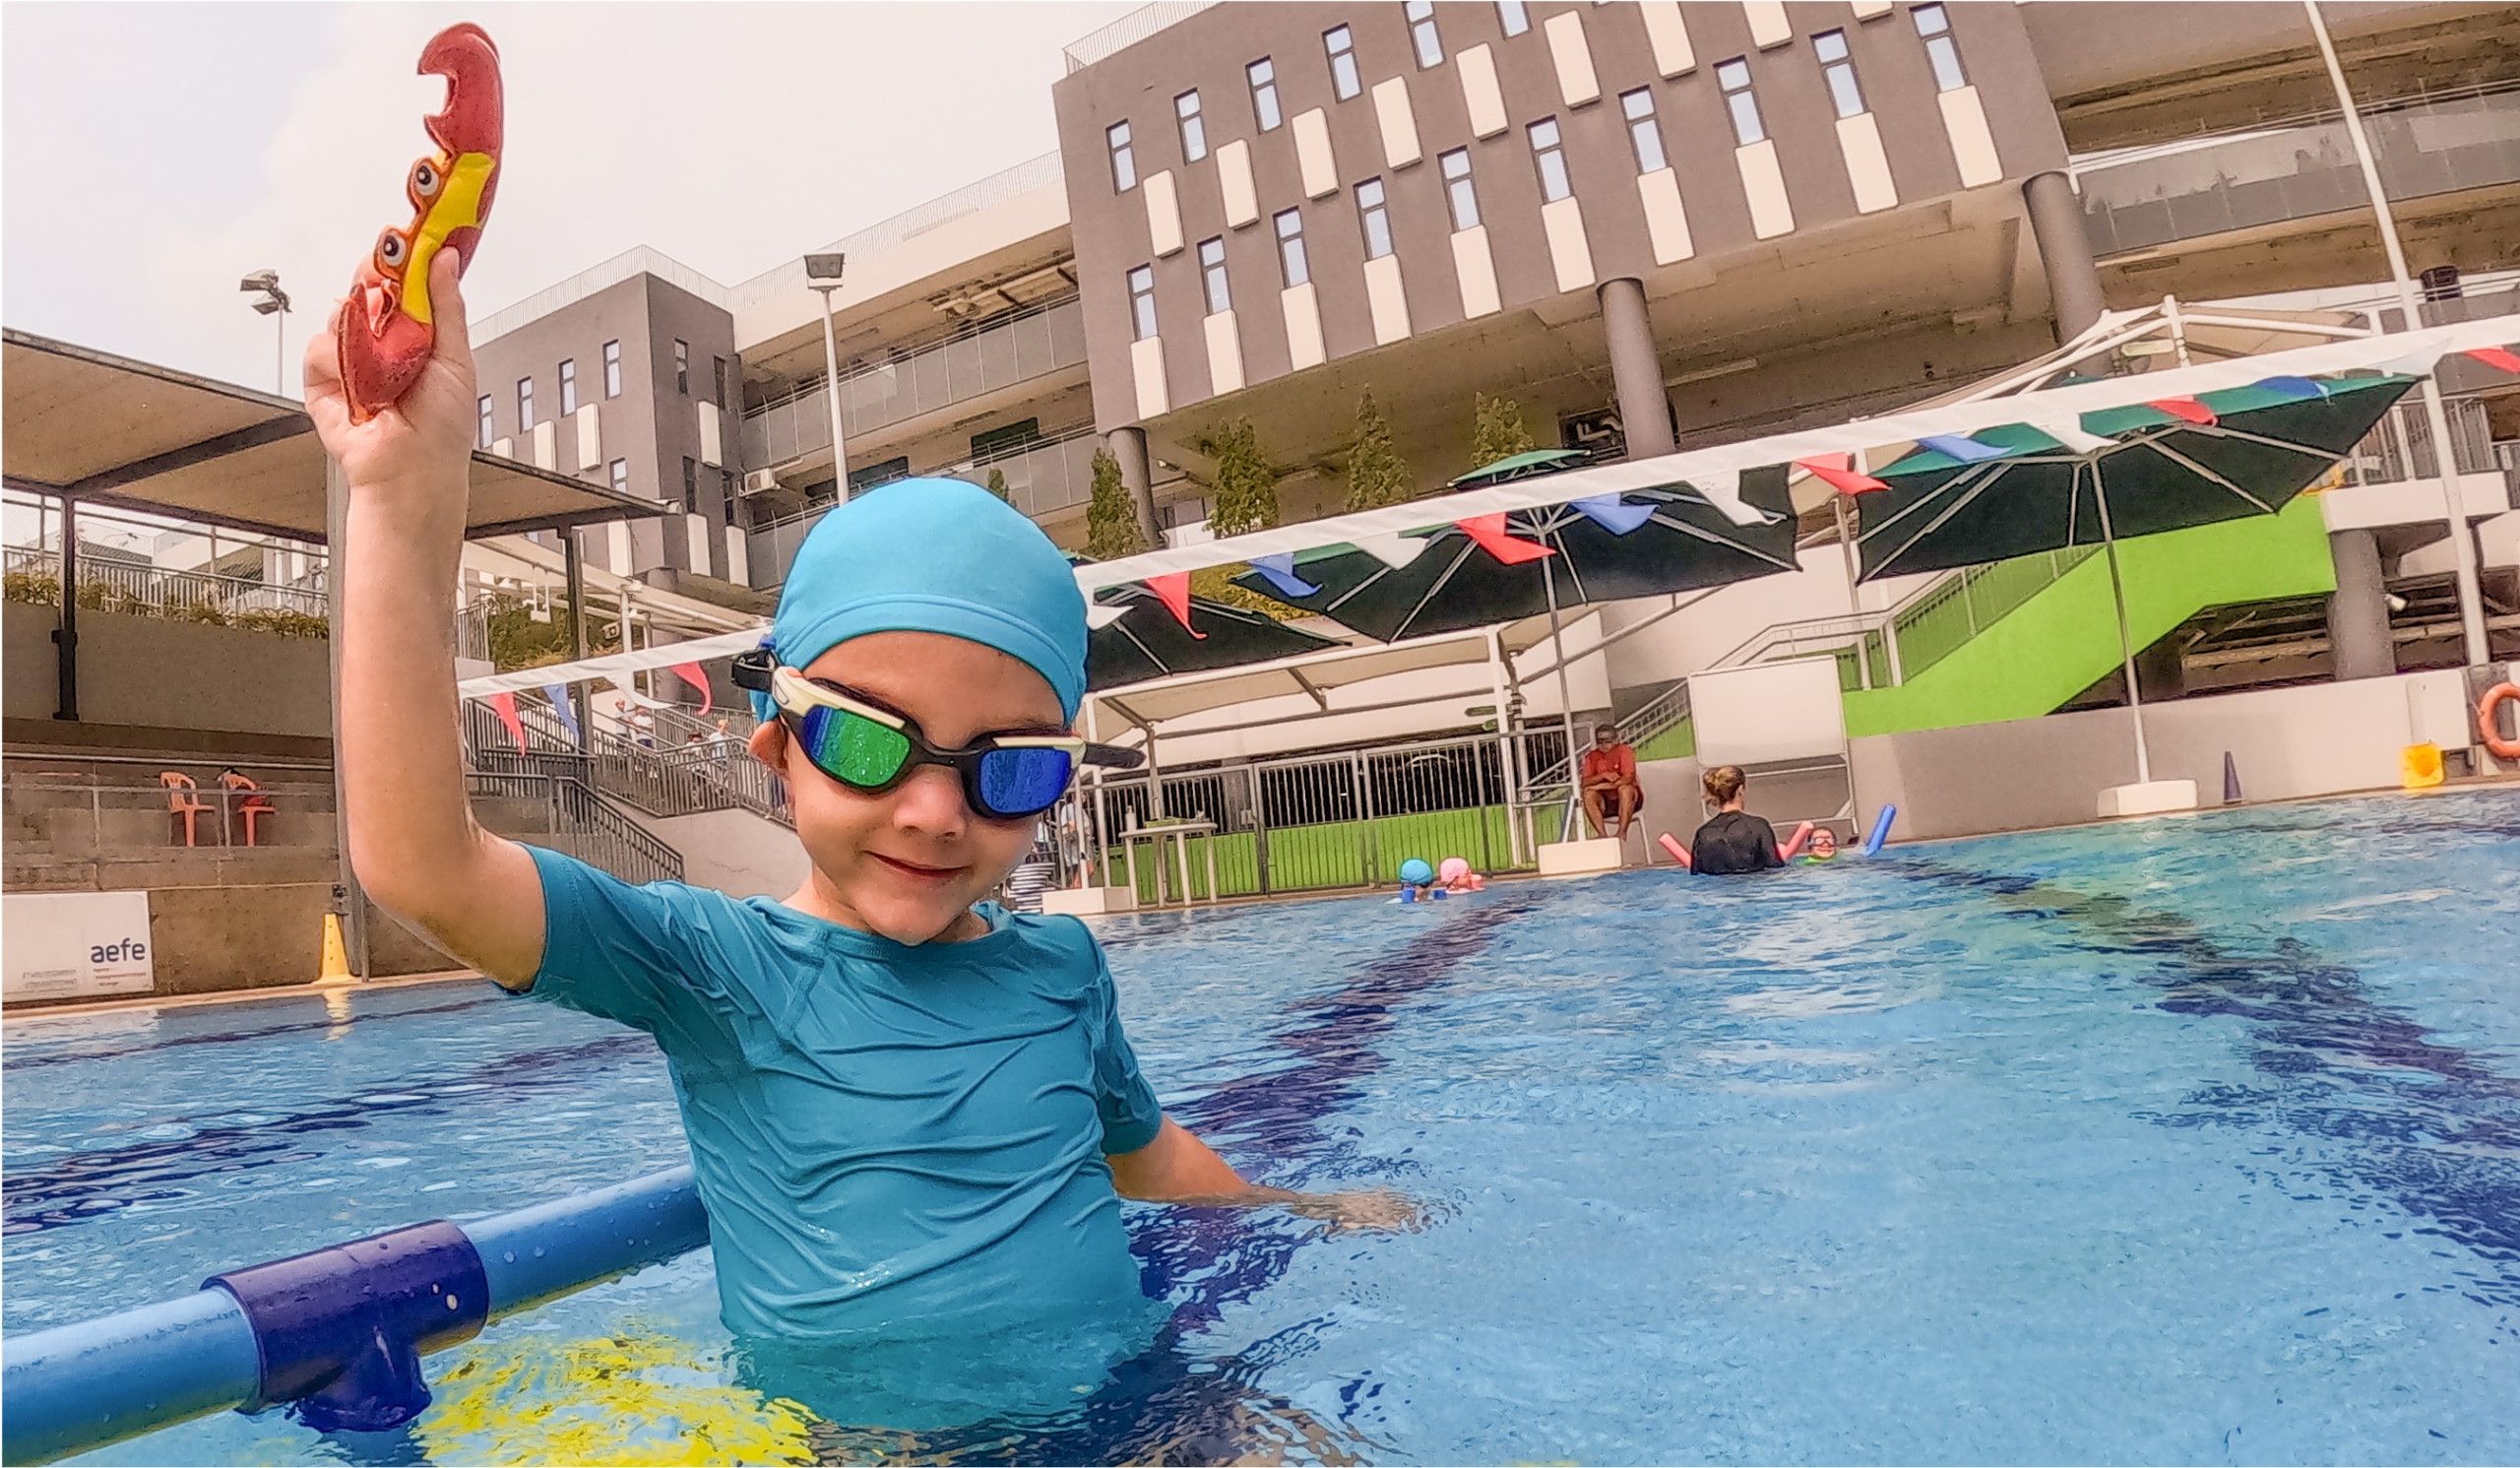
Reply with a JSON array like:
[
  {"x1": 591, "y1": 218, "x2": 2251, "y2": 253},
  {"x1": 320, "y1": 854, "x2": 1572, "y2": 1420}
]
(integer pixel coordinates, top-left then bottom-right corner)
[
  {"x1": 303, "y1": 250, "x2": 478, "y2": 506},
  {"x1": 1282, "y1": 1187, "x2": 1426, "y2": 1235}
]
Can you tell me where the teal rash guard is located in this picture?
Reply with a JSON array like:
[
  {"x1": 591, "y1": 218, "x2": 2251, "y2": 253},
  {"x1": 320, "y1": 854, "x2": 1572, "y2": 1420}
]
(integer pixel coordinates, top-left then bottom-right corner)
[{"x1": 520, "y1": 846, "x2": 1166, "y2": 1343}]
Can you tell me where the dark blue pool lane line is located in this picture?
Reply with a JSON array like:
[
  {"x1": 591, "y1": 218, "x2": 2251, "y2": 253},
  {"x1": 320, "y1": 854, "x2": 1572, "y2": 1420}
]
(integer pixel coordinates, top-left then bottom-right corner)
[
  {"x1": 1, "y1": 1034, "x2": 661, "y2": 1236},
  {"x1": 1895, "y1": 857, "x2": 2520, "y2": 1308}
]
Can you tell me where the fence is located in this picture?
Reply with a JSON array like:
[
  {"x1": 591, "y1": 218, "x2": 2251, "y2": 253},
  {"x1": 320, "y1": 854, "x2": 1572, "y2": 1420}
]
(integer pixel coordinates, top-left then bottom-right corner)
[
  {"x1": 464, "y1": 770, "x2": 684, "y2": 886},
  {"x1": 4, "y1": 543, "x2": 327, "y2": 623},
  {"x1": 746, "y1": 429, "x2": 1101, "y2": 589}
]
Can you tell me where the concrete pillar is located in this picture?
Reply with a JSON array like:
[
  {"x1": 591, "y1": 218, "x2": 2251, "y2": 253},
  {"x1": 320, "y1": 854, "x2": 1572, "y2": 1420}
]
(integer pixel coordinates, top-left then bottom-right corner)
[
  {"x1": 2022, "y1": 170, "x2": 2106, "y2": 344},
  {"x1": 1107, "y1": 426, "x2": 1164, "y2": 551},
  {"x1": 1597, "y1": 278, "x2": 1675, "y2": 462},
  {"x1": 2326, "y1": 528, "x2": 2394, "y2": 680}
]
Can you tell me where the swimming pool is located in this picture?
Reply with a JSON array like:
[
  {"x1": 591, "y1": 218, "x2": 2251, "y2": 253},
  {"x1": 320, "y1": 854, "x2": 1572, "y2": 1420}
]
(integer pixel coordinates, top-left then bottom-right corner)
[{"x1": 7, "y1": 789, "x2": 2517, "y2": 1464}]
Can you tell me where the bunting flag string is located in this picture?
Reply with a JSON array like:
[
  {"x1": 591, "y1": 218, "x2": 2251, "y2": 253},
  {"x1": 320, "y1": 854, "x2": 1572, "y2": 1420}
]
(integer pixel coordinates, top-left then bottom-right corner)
[
  {"x1": 2465, "y1": 345, "x2": 2520, "y2": 374},
  {"x1": 1453, "y1": 513, "x2": 1556, "y2": 563},
  {"x1": 667, "y1": 662, "x2": 713, "y2": 717},
  {"x1": 1246, "y1": 553, "x2": 1322, "y2": 598},
  {"x1": 1146, "y1": 572, "x2": 1205, "y2": 638},
  {"x1": 488, "y1": 691, "x2": 527, "y2": 750},
  {"x1": 1916, "y1": 434, "x2": 2013, "y2": 464},
  {"x1": 1792, "y1": 454, "x2": 1888, "y2": 494},
  {"x1": 1570, "y1": 494, "x2": 1657, "y2": 535},
  {"x1": 542, "y1": 685, "x2": 583, "y2": 744},
  {"x1": 2146, "y1": 396, "x2": 2217, "y2": 425}
]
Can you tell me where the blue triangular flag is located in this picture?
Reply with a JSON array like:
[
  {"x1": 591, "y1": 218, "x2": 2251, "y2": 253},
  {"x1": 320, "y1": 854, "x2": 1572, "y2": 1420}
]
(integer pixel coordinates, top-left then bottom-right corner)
[
  {"x1": 1918, "y1": 434, "x2": 2012, "y2": 464},
  {"x1": 2251, "y1": 375, "x2": 2328, "y2": 403},
  {"x1": 1247, "y1": 553, "x2": 1321, "y2": 599},
  {"x1": 542, "y1": 685, "x2": 582, "y2": 744},
  {"x1": 1571, "y1": 494, "x2": 1656, "y2": 535}
]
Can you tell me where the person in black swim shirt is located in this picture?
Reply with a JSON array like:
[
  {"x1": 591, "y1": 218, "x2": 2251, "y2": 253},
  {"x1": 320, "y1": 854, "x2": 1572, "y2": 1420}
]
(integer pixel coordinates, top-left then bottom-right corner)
[{"x1": 1665, "y1": 764, "x2": 1812, "y2": 873}]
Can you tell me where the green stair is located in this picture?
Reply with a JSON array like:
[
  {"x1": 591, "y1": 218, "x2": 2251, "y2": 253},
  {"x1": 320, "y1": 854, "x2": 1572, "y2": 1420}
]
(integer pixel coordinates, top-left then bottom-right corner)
[{"x1": 1841, "y1": 496, "x2": 2338, "y2": 737}]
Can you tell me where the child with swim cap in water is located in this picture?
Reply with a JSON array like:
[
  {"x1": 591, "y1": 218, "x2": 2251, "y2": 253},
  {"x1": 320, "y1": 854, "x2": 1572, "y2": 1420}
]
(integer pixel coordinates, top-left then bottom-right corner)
[{"x1": 307, "y1": 252, "x2": 1411, "y2": 1420}]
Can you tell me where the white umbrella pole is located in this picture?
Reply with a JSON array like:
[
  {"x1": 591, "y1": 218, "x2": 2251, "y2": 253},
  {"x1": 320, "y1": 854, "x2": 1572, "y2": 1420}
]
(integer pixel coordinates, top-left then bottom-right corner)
[
  {"x1": 1544, "y1": 554, "x2": 1582, "y2": 843},
  {"x1": 2090, "y1": 464, "x2": 2155, "y2": 785}
]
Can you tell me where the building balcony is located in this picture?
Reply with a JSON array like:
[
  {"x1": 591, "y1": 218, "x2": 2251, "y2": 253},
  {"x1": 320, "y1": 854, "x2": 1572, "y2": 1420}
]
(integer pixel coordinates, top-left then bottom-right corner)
[
  {"x1": 2076, "y1": 86, "x2": 2520, "y2": 261},
  {"x1": 739, "y1": 295, "x2": 1088, "y2": 481}
]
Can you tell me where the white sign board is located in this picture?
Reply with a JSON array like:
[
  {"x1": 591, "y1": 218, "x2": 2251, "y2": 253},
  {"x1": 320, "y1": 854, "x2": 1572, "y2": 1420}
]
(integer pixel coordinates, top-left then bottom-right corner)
[
  {"x1": 1688, "y1": 660, "x2": 1849, "y2": 767},
  {"x1": 4, "y1": 891, "x2": 156, "y2": 1002}
]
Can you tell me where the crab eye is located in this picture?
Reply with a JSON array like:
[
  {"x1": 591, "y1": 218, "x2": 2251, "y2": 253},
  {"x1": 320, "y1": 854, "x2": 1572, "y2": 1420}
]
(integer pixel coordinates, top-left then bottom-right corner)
[
  {"x1": 409, "y1": 160, "x2": 442, "y2": 200},
  {"x1": 374, "y1": 229, "x2": 410, "y2": 273}
]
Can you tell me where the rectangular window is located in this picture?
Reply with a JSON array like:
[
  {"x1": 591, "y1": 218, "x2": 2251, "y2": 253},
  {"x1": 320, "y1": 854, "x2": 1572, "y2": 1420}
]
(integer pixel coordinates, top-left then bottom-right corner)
[
  {"x1": 1439, "y1": 148, "x2": 1480, "y2": 231},
  {"x1": 1527, "y1": 117, "x2": 1572, "y2": 202},
  {"x1": 1912, "y1": 4, "x2": 1967, "y2": 92},
  {"x1": 1496, "y1": 1, "x2": 1530, "y2": 37},
  {"x1": 722, "y1": 472, "x2": 739, "y2": 526},
  {"x1": 1355, "y1": 177, "x2": 1394, "y2": 259},
  {"x1": 608, "y1": 459, "x2": 628, "y2": 495},
  {"x1": 476, "y1": 394, "x2": 494, "y2": 449},
  {"x1": 1107, "y1": 120, "x2": 1138, "y2": 191},
  {"x1": 1198, "y1": 237, "x2": 1231, "y2": 315},
  {"x1": 713, "y1": 355, "x2": 728, "y2": 405},
  {"x1": 1406, "y1": 0, "x2": 1443, "y2": 67},
  {"x1": 681, "y1": 456, "x2": 697, "y2": 512},
  {"x1": 673, "y1": 340, "x2": 689, "y2": 395},
  {"x1": 1324, "y1": 25, "x2": 1360, "y2": 100},
  {"x1": 1247, "y1": 57, "x2": 1282, "y2": 131},
  {"x1": 1275, "y1": 209, "x2": 1310, "y2": 287},
  {"x1": 1127, "y1": 264, "x2": 1159, "y2": 340},
  {"x1": 1813, "y1": 30, "x2": 1865, "y2": 117},
  {"x1": 1619, "y1": 89, "x2": 1668, "y2": 173},
  {"x1": 602, "y1": 340, "x2": 622, "y2": 397},
  {"x1": 516, "y1": 376, "x2": 534, "y2": 429},
  {"x1": 1716, "y1": 58, "x2": 1764, "y2": 146},
  {"x1": 1175, "y1": 91, "x2": 1208, "y2": 162},
  {"x1": 558, "y1": 358, "x2": 578, "y2": 416}
]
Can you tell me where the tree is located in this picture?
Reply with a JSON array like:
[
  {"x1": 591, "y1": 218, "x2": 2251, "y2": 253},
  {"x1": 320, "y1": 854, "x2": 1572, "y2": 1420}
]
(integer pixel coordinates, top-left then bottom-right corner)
[
  {"x1": 985, "y1": 467, "x2": 1010, "y2": 502},
  {"x1": 1468, "y1": 392, "x2": 1537, "y2": 475},
  {"x1": 1343, "y1": 391, "x2": 1414, "y2": 511},
  {"x1": 1202, "y1": 417, "x2": 1279, "y2": 535},
  {"x1": 1086, "y1": 447, "x2": 1146, "y2": 560}
]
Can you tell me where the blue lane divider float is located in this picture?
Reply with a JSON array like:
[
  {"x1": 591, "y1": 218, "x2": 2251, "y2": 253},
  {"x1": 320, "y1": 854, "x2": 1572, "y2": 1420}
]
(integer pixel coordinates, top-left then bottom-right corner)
[
  {"x1": 1861, "y1": 804, "x2": 1899, "y2": 858},
  {"x1": 1, "y1": 1166, "x2": 708, "y2": 1465}
]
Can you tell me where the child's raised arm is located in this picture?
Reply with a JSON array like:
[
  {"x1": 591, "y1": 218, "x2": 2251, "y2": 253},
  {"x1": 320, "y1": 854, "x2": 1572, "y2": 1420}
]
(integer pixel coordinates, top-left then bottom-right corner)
[
  {"x1": 307, "y1": 252, "x2": 546, "y2": 989},
  {"x1": 1776, "y1": 820, "x2": 1816, "y2": 862}
]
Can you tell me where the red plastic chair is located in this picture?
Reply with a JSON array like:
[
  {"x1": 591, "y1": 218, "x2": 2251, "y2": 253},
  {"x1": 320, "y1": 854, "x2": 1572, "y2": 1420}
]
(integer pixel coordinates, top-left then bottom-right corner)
[
  {"x1": 219, "y1": 771, "x2": 274, "y2": 847},
  {"x1": 160, "y1": 772, "x2": 212, "y2": 847}
]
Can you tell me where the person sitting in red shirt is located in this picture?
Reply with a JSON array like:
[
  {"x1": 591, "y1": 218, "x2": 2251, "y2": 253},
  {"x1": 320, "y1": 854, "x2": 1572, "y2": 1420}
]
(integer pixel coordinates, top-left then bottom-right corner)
[{"x1": 1580, "y1": 723, "x2": 1644, "y2": 842}]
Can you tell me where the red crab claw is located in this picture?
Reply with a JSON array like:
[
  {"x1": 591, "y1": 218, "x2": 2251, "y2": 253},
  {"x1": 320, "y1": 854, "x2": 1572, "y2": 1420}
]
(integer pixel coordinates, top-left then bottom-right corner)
[{"x1": 418, "y1": 23, "x2": 503, "y2": 266}]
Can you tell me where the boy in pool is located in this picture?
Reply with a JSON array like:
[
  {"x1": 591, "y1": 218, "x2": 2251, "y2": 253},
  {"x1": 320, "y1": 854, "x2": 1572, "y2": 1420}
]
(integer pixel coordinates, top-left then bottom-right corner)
[{"x1": 306, "y1": 255, "x2": 1407, "y2": 1401}]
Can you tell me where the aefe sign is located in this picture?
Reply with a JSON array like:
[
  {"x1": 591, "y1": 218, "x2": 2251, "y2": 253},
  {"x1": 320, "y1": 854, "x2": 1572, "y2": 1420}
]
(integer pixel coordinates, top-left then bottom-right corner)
[{"x1": 4, "y1": 891, "x2": 156, "y2": 1002}]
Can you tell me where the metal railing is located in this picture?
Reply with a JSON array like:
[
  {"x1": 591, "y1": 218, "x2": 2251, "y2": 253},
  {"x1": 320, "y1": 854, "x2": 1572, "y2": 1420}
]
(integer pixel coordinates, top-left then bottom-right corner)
[
  {"x1": 4, "y1": 543, "x2": 327, "y2": 622},
  {"x1": 745, "y1": 428, "x2": 1101, "y2": 589},
  {"x1": 2338, "y1": 393, "x2": 2501, "y2": 487},
  {"x1": 1062, "y1": 0, "x2": 1218, "y2": 71},
  {"x1": 464, "y1": 770, "x2": 684, "y2": 886},
  {"x1": 740, "y1": 295, "x2": 1087, "y2": 476}
]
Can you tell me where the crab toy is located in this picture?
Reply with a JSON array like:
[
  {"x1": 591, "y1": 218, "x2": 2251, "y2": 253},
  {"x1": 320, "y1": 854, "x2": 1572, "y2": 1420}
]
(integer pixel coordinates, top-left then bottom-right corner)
[{"x1": 338, "y1": 24, "x2": 503, "y2": 423}]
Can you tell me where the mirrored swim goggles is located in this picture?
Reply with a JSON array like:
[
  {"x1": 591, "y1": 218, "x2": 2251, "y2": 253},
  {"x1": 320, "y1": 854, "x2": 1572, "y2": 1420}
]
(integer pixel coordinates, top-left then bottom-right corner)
[{"x1": 732, "y1": 649, "x2": 1142, "y2": 820}]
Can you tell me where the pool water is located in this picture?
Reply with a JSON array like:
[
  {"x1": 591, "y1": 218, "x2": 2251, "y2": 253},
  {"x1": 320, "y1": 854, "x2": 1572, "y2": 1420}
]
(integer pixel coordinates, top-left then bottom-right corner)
[{"x1": 7, "y1": 789, "x2": 2518, "y2": 1464}]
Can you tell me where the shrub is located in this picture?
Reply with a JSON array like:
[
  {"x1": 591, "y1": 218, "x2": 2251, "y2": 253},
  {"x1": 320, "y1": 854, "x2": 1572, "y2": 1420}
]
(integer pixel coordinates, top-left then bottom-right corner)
[
  {"x1": 1086, "y1": 447, "x2": 1147, "y2": 560},
  {"x1": 1469, "y1": 392, "x2": 1537, "y2": 476},
  {"x1": 1343, "y1": 391, "x2": 1414, "y2": 511},
  {"x1": 985, "y1": 467, "x2": 1010, "y2": 502}
]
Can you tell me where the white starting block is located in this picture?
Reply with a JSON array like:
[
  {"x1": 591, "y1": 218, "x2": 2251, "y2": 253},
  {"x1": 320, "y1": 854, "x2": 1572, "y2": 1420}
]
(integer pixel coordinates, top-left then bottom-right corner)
[
  {"x1": 2097, "y1": 780, "x2": 2198, "y2": 818},
  {"x1": 1536, "y1": 837, "x2": 1624, "y2": 877},
  {"x1": 1040, "y1": 886, "x2": 1139, "y2": 917}
]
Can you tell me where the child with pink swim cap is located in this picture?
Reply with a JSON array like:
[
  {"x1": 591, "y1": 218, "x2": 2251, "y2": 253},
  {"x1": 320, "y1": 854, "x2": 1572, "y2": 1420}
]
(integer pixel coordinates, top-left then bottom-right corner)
[{"x1": 1436, "y1": 858, "x2": 1485, "y2": 892}]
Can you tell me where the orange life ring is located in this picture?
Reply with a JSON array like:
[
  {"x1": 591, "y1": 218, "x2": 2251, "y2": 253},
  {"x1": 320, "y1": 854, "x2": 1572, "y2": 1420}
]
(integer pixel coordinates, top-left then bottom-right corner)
[{"x1": 2480, "y1": 682, "x2": 2520, "y2": 761}]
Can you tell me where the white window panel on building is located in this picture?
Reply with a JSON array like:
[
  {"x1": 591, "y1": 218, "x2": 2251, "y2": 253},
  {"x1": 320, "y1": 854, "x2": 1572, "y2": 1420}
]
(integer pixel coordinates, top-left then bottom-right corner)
[
  {"x1": 1204, "y1": 308, "x2": 1245, "y2": 396},
  {"x1": 606, "y1": 522, "x2": 633, "y2": 576},
  {"x1": 1737, "y1": 137, "x2": 1796, "y2": 237},
  {"x1": 724, "y1": 525, "x2": 749, "y2": 586},
  {"x1": 1912, "y1": 3, "x2": 2002, "y2": 185},
  {"x1": 1451, "y1": 224, "x2": 1501, "y2": 319},
  {"x1": 1131, "y1": 336, "x2": 1170, "y2": 418},
  {"x1": 1363, "y1": 255, "x2": 1412, "y2": 345},
  {"x1": 491, "y1": 436, "x2": 513, "y2": 461},
  {"x1": 1815, "y1": 31, "x2": 1897, "y2": 212},
  {"x1": 1281, "y1": 281, "x2": 1326, "y2": 370},
  {"x1": 697, "y1": 400, "x2": 723, "y2": 467},
  {"x1": 1639, "y1": 1, "x2": 1694, "y2": 76},
  {"x1": 1144, "y1": 169, "x2": 1185, "y2": 255},
  {"x1": 1372, "y1": 77, "x2": 1421, "y2": 168},
  {"x1": 1541, "y1": 197, "x2": 1596, "y2": 292},
  {"x1": 1742, "y1": 0, "x2": 1792, "y2": 48},
  {"x1": 1544, "y1": 10, "x2": 1600, "y2": 106},
  {"x1": 1219, "y1": 139, "x2": 1260, "y2": 226},
  {"x1": 1852, "y1": 0, "x2": 1893, "y2": 18},
  {"x1": 532, "y1": 420, "x2": 558, "y2": 473},
  {"x1": 1636, "y1": 167, "x2": 1695, "y2": 263},
  {"x1": 1292, "y1": 108, "x2": 1340, "y2": 198},
  {"x1": 1457, "y1": 44, "x2": 1508, "y2": 138},
  {"x1": 574, "y1": 402, "x2": 602, "y2": 471},
  {"x1": 685, "y1": 514, "x2": 713, "y2": 577}
]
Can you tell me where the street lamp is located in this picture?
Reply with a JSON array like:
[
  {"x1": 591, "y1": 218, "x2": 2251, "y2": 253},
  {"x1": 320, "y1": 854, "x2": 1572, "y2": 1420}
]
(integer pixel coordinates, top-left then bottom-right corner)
[
  {"x1": 239, "y1": 270, "x2": 291, "y2": 396},
  {"x1": 803, "y1": 252, "x2": 850, "y2": 499}
]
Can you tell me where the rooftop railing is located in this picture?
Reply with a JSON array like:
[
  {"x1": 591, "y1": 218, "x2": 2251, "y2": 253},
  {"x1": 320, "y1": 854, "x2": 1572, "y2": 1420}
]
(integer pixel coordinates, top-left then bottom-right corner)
[
  {"x1": 1062, "y1": 1, "x2": 1218, "y2": 72},
  {"x1": 745, "y1": 425, "x2": 1099, "y2": 590}
]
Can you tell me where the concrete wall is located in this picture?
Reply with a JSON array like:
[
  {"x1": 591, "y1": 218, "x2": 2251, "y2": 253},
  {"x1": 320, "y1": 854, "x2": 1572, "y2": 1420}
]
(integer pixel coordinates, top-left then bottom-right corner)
[
  {"x1": 1850, "y1": 669, "x2": 2481, "y2": 843},
  {"x1": 6, "y1": 606, "x2": 331, "y2": 738},
  {"x1": 5, "y1": 602, "x2": 56, "y2": 720},
  {"x1": 630, "y1": 806, "x2": 812, "y2": 900}
]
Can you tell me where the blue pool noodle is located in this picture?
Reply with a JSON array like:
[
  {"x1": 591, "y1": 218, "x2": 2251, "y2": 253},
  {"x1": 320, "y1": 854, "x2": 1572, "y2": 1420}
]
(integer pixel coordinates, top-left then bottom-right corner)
[
  {"x1": 1862, "y1": 804, "x2": 1898, "y2": 857},
  {"x1": 0, "y1": 1167, "x2": 707, "y2": 1465}
]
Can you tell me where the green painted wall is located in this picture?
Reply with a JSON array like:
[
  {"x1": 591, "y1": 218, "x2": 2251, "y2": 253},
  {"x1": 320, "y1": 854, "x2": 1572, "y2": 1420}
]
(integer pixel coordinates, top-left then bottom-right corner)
[
  {"x1": 1105, "y1": 805, "x2": 1522, "y2": 901},
  {"x1": 1841, "y1": 496, "x2": 2337, "y2": 737}
]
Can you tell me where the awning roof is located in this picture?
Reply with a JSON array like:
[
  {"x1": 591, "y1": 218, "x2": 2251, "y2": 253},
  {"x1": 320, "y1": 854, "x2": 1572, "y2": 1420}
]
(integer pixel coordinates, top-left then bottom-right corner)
[
  {"x1": 3, "y1": 328, "x2": 662, "y2": 543},
  {"x1": 1088, "y1": 631, "x2": 1499, "y2": 729}
]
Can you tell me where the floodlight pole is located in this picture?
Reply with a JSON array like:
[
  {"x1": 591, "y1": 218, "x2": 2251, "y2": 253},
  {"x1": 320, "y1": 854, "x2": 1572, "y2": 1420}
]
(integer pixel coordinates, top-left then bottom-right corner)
[
  {"x1": 804, "y1": 254, "x2": 851, "y2": 502},
  {"x1": 2303, "y1": 0, "x2": 2489, "y2": 670}
]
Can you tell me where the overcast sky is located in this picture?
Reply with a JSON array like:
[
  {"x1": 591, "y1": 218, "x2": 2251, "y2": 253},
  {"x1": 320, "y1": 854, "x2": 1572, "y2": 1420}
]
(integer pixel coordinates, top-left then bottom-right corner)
[{"x1": 2, "y1": 2, "x2": 1133, "y2": 395}]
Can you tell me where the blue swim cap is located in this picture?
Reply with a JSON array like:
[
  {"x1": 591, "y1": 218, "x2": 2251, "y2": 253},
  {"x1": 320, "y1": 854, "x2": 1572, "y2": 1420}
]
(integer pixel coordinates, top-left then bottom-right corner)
[
  {"x1": 753, "y1": 478, "x2": 1089, "y2": 723},
  {"x1": 1398, "y1": 859, "x2": 1433, "y2": 886}
]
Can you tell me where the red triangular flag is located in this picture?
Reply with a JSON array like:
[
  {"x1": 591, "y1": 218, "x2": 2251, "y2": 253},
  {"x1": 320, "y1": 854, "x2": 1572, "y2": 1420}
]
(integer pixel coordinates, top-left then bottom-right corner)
[
  {"x1": 2147, "y1": 396, "x2": 2216, "y2": 424},
  {"x1": 1793, "y1": 454, "x2": 1888, "y2": 494},
  {"x1": 2462, "y1": 346, "x2": 2520, "y2": 374},
  {"x1": 1455, "y1": 514, "x2": 1555, "y2": 564},
  {"x1": 1146, "y1": 573, "x2": 1205, "y2": 639},
  {"x1": 668, "y1": 662, "x2": 713, "y2": 717},
  {"x1": 488, "y1": 691, "x2": 527, "y2": 750}
]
